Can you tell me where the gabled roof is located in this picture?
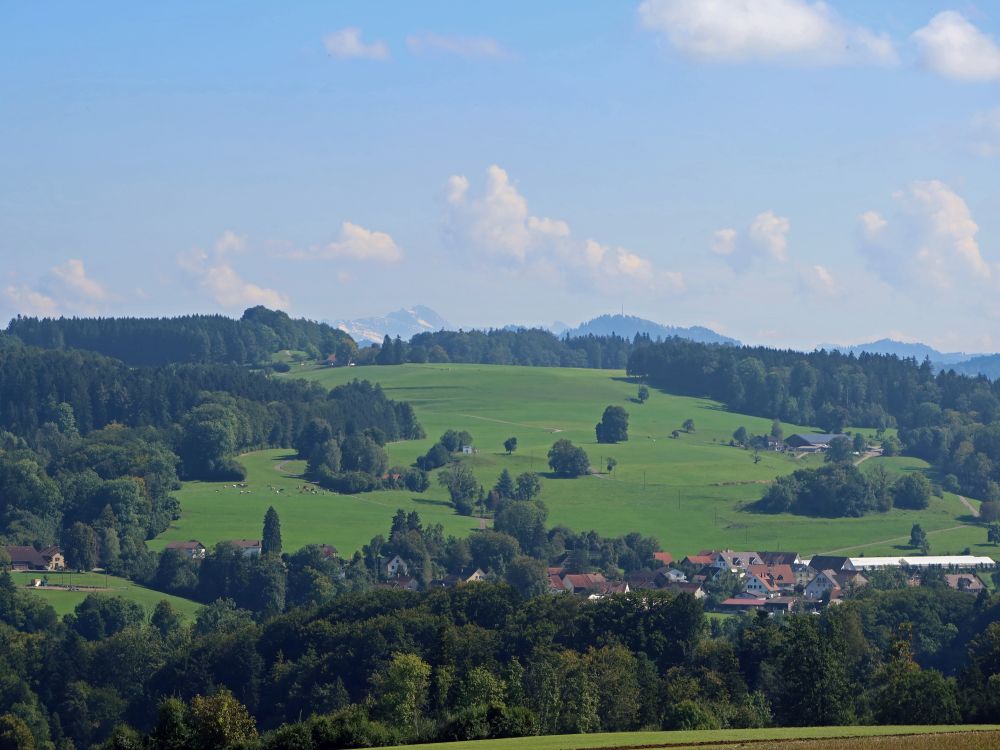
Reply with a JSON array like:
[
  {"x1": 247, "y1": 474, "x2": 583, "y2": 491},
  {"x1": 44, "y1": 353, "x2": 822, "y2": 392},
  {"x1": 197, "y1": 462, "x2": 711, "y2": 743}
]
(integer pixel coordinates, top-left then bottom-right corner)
[
  {"x1": 786, "y1": 433, "x2": 847, "y2": 446},
  {"x1": 684, "y1": 554, "x2": 715, "y2": 566},
  {"x1": 227, "y1": 539, "x2": 261, "y2": 549},
  {"x1": 563, "y1": 573, "x2": 607, "y2": 591},
  {"x1": 806, "y1": 555, "x2": 851, "y2": 573},
  {"x1": 165, "y1": 540, "x2": 205, "y2": 550},
  {"x1": 3, "y1": 546, "x2": 46, "y2": 567},
  {"x1": 748, "y1": 564, "x2": 796, "y2": 586},
  {"x1": 652, "y1": 551, "x2": 673, "y2": 565},
  {"x1": 759, "y1": 551, "x2": 800, "y2": 566}
]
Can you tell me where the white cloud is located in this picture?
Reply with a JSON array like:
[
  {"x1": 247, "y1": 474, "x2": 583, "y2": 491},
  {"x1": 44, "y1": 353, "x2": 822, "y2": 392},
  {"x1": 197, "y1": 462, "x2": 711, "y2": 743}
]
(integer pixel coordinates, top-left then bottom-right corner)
[
  {"x1": 859, "y1": 180, "x2": 993, "y2": 291},
  {"x1": 914, "y1": 11, "x2": 1000, "y2": 82},
  {"x1": 800, "y1": 264, "x2": 836, "y2": 296},
  {"x1": 711, "y1": 228, "x2": 738, "y2": 256},
  {"x1": 324, "y1": 27, "x2": 390, "y2": 61},
  {"x1": 180, "y1": 232, "x2": 289, "y2": 310},
  {"x1": 712, "y1": 210, "x2": 791, "y2": 270},
  {"x1": 320, "y1": 222, "x2": 402, "y2": 263},
  {"x1": 50, "y1": 259, "x2": 108, "y2": 306},
  {"x1": 406, "y1": 33, "x2": 505, "y2": 59},
  {"x1": 3, "y1": 285, "x2": 59, "y2": 317},
  {"x1": 2, "y1": 259, "x2": 112, "y2": 317},
  {"x1": 637, "y1": 0, "x2": 897, "y2": 65},
  {"x1": 749, "y1": 210, "x2": 790, "y2": 261},
  {"x1": 445, "y1": 165, "x2": 681, "y2": 294}
]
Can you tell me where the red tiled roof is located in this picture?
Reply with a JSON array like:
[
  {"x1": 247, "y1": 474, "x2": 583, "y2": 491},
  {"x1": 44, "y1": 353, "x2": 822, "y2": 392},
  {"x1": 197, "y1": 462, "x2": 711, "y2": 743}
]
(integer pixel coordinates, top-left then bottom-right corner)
[{"x1": 653, "y1": 552, "x2": 673, "y2": 565}]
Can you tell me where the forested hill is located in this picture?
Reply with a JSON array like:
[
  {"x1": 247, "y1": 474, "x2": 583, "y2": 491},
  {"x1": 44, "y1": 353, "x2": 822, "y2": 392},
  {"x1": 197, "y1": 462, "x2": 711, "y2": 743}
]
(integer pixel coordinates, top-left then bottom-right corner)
[
  {"x1": 627, "y1": 338, "x2": 1000, "y2": 502},
  {"x1": 4, "y1": 306, "x2": 357, "y2": 367}
]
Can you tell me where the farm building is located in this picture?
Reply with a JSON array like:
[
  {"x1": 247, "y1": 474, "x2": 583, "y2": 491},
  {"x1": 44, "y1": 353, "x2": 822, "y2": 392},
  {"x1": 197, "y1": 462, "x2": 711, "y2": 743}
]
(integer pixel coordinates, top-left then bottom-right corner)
[
  {"x1": 847, "y1": 555, "x2": 995, "y2": 570},
  {"x1": 164, "y1": 540, "x2": 207, "y2": 559},
  {"x1": 3, "y1": 546, "x2": 48, "y2": 571},
  {"x1": 784, "y1": 433, "x2": 849, "y2": 451}
]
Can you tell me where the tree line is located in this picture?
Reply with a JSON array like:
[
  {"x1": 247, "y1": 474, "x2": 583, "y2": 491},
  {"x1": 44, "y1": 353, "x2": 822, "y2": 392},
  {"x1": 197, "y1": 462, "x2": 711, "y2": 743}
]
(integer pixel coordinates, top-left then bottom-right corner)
[
  {"x1": 5, "y1": 306, "x2": 358, "y2": 367},
  {"x1": 4, "y1": 560, "x2": 1000, "y2": 749}
]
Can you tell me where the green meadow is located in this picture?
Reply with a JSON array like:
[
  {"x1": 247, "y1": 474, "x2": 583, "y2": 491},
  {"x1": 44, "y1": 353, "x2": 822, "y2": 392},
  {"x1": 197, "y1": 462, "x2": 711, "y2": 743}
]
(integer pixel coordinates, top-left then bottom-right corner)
[
  {"x1": 367, "y1": 725, "x2": 1000, "y2": 750},
  {"x1": 10, "y1": 571, "x2": 202, "y2": 619},
  {"x1": 153, "y1": 364, "x2": 995, "y2": 559}
]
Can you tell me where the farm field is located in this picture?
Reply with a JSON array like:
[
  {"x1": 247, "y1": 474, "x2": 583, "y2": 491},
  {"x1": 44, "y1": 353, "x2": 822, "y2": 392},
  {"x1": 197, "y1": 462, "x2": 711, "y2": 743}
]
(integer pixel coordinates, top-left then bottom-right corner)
[
  {"x1": 155, "y1": 364, "x2": 994, "y2": 558},
  {"x1": 368, "y1": 726, "x2": 1000, "y2": 750},
  {"x1": 10, "y1": 571, "x2": 203, "y2": 619}
]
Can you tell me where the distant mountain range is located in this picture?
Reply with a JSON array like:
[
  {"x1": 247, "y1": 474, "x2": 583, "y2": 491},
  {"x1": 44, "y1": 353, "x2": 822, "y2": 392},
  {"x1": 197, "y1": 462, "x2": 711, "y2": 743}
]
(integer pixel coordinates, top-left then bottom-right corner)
[
  {"x1": 561, "y1": 314, "x2": 741, "y2": 345},
  {"x1": 819, "y1": 338, "x2": 969, "y2": 365},
  {"x1": 819, "y1": 338, "x2": 1000, "y2": 379},
  {"x1": 331, "y1": 306, "x2": 452, "y2": 345}
]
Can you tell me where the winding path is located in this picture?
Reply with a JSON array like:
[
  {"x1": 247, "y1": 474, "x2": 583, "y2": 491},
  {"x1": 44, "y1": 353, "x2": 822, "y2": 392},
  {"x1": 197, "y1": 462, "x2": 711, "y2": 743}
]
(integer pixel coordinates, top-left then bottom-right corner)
[{"x1": 958, "y1": 495, "x2": 980, "y2": 518}]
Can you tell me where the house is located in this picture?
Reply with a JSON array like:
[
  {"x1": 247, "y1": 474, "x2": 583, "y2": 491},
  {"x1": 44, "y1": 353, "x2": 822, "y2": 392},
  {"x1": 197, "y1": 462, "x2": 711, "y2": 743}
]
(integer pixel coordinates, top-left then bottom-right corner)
[
  {"x1": 547, "y1": 574, "x2": 567, "y2": 594},
  {"x1": 785, "y1": 433, "x2": 848, "y2": 451},
  {"x1": 945, "y1": 574, "x2": 986, "y2": 594},
  {"x1": 318, "y1": 544, "x2": 339, "y2": 559},
  {"x1": 656, "y1": 567, "x2": 688, "y2": 585},
  {"x1": 588, "y1": 581, "x2": 630, "y2": 599},
  {"x1": 164, "y1": 540, "x2": 207, "y2": 560},
  {"x1": 435, "y1": 567, "x2": 487, "y2": 587},
  {"x1": 718, "y1": 594, "x2": 767, "y2": 612},
  {"x1": 3, "y1": 546, "x2": 47, "y2": 571},
  {"x1": 40, "y1": 545, "x2": 65, "y2": 570},
  {"x1": 461, "y1": 445, "x2": 474, "y2": 455},
  {"x1": 652, "y1": 551, "x2": 674, "y2": 566},
  {"x1": 759, "y1": 551, "x2": 802, "y2": 566},
  {"x1": 763, "y1": 596, "x2": 800, "y2": 614},
  {"x1": 380, "y1": 575, "x2": 419, "y2": 592},
  {"x1": 683, "y1": 553, "x2": 715, "y2": 568},
  {"x1": 626, "y1": 569, "x2": 660, "y2": 590},
  {"x1": 662, "y1": 581, "x2": 706, "y2": 599},
  {"x1": 227, "y1": 539, "x2": 262, "y2": 557},
  {"x1": 805, "y1": 569, "x2": 868, "y2": 600},
  {"x1": 711, "y1": 550, "x2": 764, "y2": 571},
  {"x1": 743, "y1": 565, "x2": 797, "y2": 598},
  {"x1": 383, "y1": 554, "x2": 408, "y2": 578},
  {"x1": 806, "y1": 555, "x2": 853, "y2": 575},
  {"x1": 562, "y1": 572, "x2": 608, "y2": 594},
  {"x1": 804, "y1": 570, "x2": 841, "y2": 600}
]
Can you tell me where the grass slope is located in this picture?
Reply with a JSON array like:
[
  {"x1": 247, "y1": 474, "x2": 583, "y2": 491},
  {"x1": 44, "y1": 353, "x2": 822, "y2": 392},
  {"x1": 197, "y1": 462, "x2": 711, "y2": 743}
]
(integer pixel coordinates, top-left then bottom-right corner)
[
  {"x1": 155, "y1": 364, "x2": 993, "y2": 558},
  {"x1": 368, "y1": 726, "x2": 1000, "y2": 750},
  {"x1": 10, "y1": 571, "x2": 202, "y2": 619}
]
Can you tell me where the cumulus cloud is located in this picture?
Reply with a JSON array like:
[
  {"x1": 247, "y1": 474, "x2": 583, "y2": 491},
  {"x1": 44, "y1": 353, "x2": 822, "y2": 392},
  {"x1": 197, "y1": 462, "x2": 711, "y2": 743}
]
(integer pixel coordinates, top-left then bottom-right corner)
[
  {"x1": 50, "y1": 259, "x2": 108, "y2": 304},
  {"x1": 859, "y1": 180, "x2": 994, "y2": 291},
  {"x1": 3, "y1": 259, "x2": 112, "y2": 317},
  {"x1": 637, "y1": 0, "x2": 896, "y2": 65},
  {"x1": 3, "y1": 285, "x2": 59, "y2": 317},
  {"x1": 406, "y1": 33, "x2": 505, "y2": 59},
  {"x1": 712, "y1": 210, "x2": 792, "y2": 270},
  {"x1": 445, "y1": 165, "x2": 681, "y2": 294},
  {"x1": 914, "y1": 11, "x2": 1000, "y2": 82},
  {"x1": 180, "y1": 232, "x2": 289, "y2": 310},
  {"x1": 799, "y1": 264, "x2": 836, "y2": 296},
  {"x1": 324, "y1": 27, "x2": 390, "y2": 60},
  {"x1": 290, "y1": 221, "x2": 402, "y2": 263}
]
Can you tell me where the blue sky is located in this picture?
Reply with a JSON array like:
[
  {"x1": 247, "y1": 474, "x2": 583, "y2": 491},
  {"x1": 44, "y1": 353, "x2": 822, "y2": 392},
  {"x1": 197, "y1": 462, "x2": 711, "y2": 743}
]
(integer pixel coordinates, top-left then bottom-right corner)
[{"x1": 2, "y1": 1, "x2": 999, "y2": 351}]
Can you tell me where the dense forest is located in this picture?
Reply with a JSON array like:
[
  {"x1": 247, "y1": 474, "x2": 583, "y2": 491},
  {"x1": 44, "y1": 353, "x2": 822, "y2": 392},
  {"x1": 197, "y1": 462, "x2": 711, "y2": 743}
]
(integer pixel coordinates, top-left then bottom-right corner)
[
  {"x1": 4, "y1": 569, "x2": 1000, "y2": 749},
  {"x1": 5, "y1": 307, "x2": 357, "y2": 367},
  {"x1": 0, "y1": 337, "x2": 422, "y2": 582}
]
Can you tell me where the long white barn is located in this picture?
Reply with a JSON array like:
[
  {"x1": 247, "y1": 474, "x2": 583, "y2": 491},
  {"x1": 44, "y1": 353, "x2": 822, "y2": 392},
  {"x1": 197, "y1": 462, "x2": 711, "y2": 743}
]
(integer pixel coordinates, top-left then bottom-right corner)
[{"x1": 843, "y1": 555, "x2": 995, "y2": 571}]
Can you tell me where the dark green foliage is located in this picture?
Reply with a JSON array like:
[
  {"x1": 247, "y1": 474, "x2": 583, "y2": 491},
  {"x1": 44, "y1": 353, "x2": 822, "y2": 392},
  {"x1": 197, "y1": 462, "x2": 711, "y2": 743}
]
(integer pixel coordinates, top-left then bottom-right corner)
[
  {"x1": 896, "y1": 473, "x2": 932, "y2": 510},
  {"x1": 6, "y1": 305, "x2": 356, "y2": 367},
  {"x1": 756, "y1": 462, "x2": 891, "y2": 517},
  {"x1": 595, "y1": 405, "x2": 629, "y2": 444},
  {"x1": 504, "y1": 436, "x2": 518, "y2": 454},
  {"x1": 262, "y1": 507, "x2": 282, "y2": 556},
  {"x1": 416, "y1": 442, "x2": 450, "y2": 471},
  {"x1": 547, "y1": 439, "x2": 590, "y2": 477},
  {"x1": 438, "y1": 463, "x2": 478, "y2": 515},
  {"x1": 824, "y1": 436, "x2": 853, "y2": 463},
  {"x1": 514, "y1": 472, "x2": 541, "y2": 501},
  {"x1": 71, "y1": 594, "x2": 146, "y2": 640}
]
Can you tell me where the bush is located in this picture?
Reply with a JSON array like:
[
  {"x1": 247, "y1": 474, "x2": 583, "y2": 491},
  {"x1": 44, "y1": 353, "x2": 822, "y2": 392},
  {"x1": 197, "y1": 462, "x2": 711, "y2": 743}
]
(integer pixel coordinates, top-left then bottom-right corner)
[
  {"x1": 547, "y1": 439, "x2": 590, "y2": 477},
  {"x1": 203, "y1": 458, "x2": 247, "y2": 482},
  {"x1": 417, "y1": 443, "x2": 450, "y2": 471},
  {"x1": 314, "y1": 469, "x2": 379, "y2": 494},
  {"x1": 310, "y1": 706, "x2": 398, "y2": 748}
]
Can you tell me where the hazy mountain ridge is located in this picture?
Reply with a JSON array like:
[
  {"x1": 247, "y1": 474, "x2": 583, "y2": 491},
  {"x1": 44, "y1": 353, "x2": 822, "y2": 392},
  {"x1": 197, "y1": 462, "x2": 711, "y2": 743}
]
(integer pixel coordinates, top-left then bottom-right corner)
[
  {"x1": 332, "y1": 305, "x2": 451, "y2": 345},
  {"x1": 818, "y1": 338, "x2": 968, "y2": 365},
  {"x1": 562, "y1": 314, "x2": 740, "y2": 345}
]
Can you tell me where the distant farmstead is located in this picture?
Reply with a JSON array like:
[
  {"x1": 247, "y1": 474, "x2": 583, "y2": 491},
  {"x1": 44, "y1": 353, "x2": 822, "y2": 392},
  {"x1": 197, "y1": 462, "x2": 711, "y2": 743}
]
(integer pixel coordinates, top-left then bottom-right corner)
[{"x1": 784, "y1": 433, "x2": 848, "y2": 451}]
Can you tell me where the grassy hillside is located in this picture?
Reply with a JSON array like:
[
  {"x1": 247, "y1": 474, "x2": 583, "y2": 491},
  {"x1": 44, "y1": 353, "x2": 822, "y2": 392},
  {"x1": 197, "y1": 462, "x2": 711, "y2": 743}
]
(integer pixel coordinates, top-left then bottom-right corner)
[
  {"x1": 154, "y1": 364, "x2": 993, "y2": 558},
  {"x1": 367, "y1": 725, "x2": 1000, "y2": 750},
  {"x1": 10, "y1": 571, "x2": 202, "y2": 619}
]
